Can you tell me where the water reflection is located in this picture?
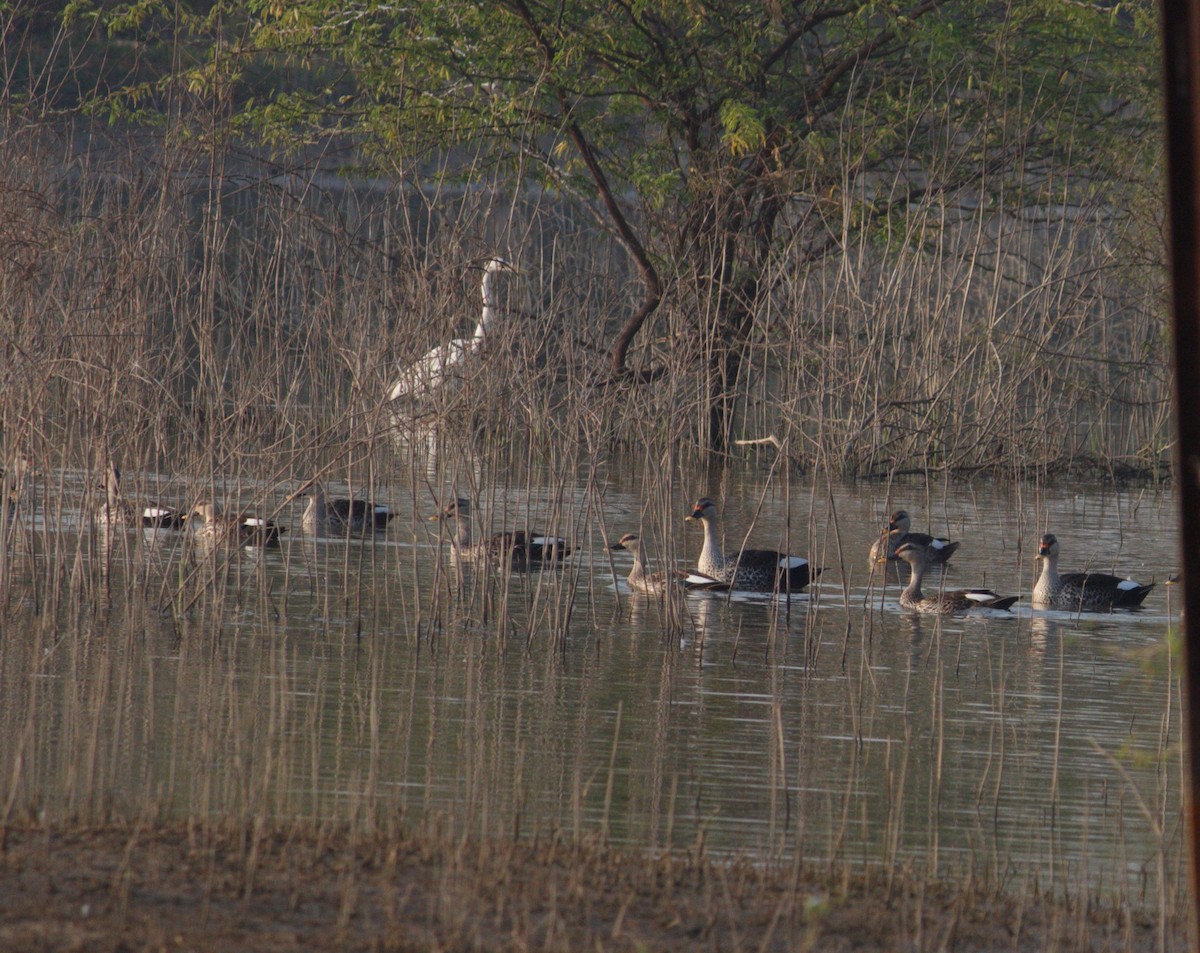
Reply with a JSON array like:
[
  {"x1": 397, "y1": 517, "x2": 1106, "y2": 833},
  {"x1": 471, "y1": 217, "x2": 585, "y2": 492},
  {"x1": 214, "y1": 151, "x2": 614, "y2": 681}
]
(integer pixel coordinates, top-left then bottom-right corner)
[{"x1": 0, "y1": 468, "x2": 1180, "y2": 902}]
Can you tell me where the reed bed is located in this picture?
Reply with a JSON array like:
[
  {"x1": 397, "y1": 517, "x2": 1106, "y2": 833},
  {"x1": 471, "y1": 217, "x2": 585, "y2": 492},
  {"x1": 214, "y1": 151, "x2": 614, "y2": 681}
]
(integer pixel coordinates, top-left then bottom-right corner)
[
  {"x1": 0, "y1": 120, "x2": 1187, "y2": 949},
  {"x1": 0, "y1": 121, "x2": 1171, "y2": 488},
  {"x1": 0, "y1": 551, "x2": 1186, "y2": 950}
]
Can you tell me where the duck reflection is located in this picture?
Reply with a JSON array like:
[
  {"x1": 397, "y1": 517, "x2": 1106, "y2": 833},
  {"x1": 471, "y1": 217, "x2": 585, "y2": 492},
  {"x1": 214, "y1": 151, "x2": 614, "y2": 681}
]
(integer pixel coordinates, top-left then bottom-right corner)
[{"x1": 1028, "y1": 613, "x2": 1062, "y2": 654}]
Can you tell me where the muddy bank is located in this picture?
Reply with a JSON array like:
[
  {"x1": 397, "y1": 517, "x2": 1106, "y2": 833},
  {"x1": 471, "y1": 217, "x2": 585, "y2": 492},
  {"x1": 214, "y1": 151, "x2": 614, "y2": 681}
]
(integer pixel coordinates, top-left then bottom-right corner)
[{"x1": 0, "y1": 822, "x2": 1185, "y2": 952}]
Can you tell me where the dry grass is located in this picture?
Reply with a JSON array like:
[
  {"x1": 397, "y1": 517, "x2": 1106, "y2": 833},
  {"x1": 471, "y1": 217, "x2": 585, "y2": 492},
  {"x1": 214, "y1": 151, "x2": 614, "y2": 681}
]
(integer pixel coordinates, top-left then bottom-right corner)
[
  {"x1": 0, "y1": 119, "x2": 1185, "y2": 950},
  {"x1": 0, "y1": 820, "x2": 1185, "y2": 953},
  {"x1": 0, "y1": 121, "x2": 1172, "y2": 492}
]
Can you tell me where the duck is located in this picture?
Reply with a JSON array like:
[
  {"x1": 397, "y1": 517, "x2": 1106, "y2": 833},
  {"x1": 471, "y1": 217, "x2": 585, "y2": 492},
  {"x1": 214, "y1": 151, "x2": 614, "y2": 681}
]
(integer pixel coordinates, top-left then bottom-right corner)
[
  {"x1": 94, "y1": 463, "x2": 185, "y2": 529},
  {"x1": 887, "y1": 541, "x2": 1018, "y2": 614},
  {"x1": 1, "y1": 456, "x2": 35, "y2": 516},
  {"x1": 868, "y1": 509, "x2": 960, "y2": 566},
  {"x1": 186, "y1": 502, "x2": 284, "y2": 548},
  {"x1": 1032, "y1": 533, "x2": 1154, "y2": 611},
  {"x1": 684, "y1": 497, "x2": 818, "y2": 593},
  {"x1": 290, "y1": 481, "x2": 395, "y2": 534},
  {"x1": 609, "y1": 531, "x2": 728, "y2": 594},
  {"x1": 388, "y1": 257, "x2": 515, "y2": 403},
  {"x1": 609, "y1": 532, "x2": 670, "y2": 593},
  {"x1": 430, "y1": 497, "x2": 570, "y2": 568}
]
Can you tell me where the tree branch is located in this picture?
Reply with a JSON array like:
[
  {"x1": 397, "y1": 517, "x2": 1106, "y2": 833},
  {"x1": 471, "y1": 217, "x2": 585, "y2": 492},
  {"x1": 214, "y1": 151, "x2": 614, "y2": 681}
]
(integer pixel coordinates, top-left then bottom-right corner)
[{"x1": 504, "y1": 0, "x2": 662, "y2": 376}]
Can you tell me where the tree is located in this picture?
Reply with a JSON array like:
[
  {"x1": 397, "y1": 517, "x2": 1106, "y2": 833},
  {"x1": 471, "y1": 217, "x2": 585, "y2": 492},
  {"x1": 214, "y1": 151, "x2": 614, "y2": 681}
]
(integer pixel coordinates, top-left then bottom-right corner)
[{"x1": 69, "y1": 0, "x2": 1159, "y2": 446}]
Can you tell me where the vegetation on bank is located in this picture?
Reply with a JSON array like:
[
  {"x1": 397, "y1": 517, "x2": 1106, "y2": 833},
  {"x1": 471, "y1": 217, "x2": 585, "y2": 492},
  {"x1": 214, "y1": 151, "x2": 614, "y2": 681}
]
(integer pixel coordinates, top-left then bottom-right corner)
[
  {"x1": 0, "y1": 10, "x2": 1183, "y2": 950},
  {"x1": 0, "y1": 1, "x2": 1170, "y2": 475},
  {"x1": 0, "y1": 820, "x2": 1185, "y2": 952}
]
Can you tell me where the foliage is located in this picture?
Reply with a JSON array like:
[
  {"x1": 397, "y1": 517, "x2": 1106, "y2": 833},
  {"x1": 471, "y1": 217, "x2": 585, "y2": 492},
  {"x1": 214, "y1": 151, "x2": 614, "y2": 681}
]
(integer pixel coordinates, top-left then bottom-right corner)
[{"x1": 15, "y1": 0, "x2": 1165, "y2": 444}]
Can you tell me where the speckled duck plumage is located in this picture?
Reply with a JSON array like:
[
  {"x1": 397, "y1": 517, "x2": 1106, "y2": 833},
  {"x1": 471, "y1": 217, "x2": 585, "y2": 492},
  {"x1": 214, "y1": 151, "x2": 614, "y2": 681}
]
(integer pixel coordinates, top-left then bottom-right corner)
[
  {"x1": 95, "y1": 463, "x2": 185, "y2": 530},
  {"x1": 868, "y1": 509, "x2": 960, "y2": 567},
  {"x1": 888, "y1": 541, "x2": 1018, "y2": 614},
  {"x1": 609, "y1": 531, "x2": 727, "y2": 594},
  {"x1": 188, "y1": 502, "x2": 284, "y2": 548},
  {"x1": 432, "y1": 498, "x2": 570, "y2": 568},
  {"x1": 684, "y1": 497, "x2": 818, "y2": 594},
  {"x1": 1033, "y1": 533, "x2": 1153, "y2": 611},
  {"x1": 297, "y1": 482, "x2": 395, "y2": 535},
  {"x1": 609, "y1": 532, "x2": 671, "y2": 594}
]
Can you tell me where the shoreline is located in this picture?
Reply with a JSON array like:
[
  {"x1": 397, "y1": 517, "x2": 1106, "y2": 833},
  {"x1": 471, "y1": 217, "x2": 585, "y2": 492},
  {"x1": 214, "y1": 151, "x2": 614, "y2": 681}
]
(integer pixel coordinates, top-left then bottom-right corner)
[{"x1": 0, "y1": 820, "x2": 1186, "y2": 952}]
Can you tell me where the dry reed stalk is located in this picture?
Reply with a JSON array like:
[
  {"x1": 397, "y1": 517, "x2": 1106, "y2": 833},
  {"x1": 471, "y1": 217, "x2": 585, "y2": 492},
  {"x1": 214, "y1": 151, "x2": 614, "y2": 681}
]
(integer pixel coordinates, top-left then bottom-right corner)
[
  {"x1": 0, "y1": 118, "x2": 1170, "y2": 482},
  {"x1": 0, "y1": 109, "x2": 1183, "y2": 938},
  {"x1": 0, "y1": 816, "x2": 1182, "y2": 951}
]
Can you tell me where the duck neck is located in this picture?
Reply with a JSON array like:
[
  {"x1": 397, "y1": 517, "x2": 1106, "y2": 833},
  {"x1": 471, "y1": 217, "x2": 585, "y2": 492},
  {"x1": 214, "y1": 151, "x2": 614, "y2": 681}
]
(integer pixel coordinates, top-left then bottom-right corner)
[
  {"x1": 105, "y1": 466, "x2": 121, "y2": 511},
  {"x1": 697, "y1": 517, "x2": 725, "y2": 575},
  {"x1": 305, "y1": 491, "x2": 326, "y2": 530},
  {"x1": 628, "y1": 545, "x2": 649, "y2": 583},
  {"x1": 902, "y1": 559, "x2": 925, "y2": 602},
  {"x1": 1034, "y1": 552, "x2": 1060, "y2": 597},
  {"x1": 450, "y1": 512, "x2": 472, "y2": 551}
]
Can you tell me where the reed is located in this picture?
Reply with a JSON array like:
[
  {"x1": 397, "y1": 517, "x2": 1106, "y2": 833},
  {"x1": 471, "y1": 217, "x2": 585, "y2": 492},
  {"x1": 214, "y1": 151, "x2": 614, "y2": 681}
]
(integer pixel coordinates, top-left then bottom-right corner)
[
  {"x1": 0, "y1": 115, "x2": 1184, "y2": 949},
  {"x1": 0, "y1": 489, "x2": 1185, "y2": 940},
  {"x1": 0, "y1": 816, "x2": 1184, "y2": 951},
  {"x1": 0, "y1": 120, "x2": 1170, "y2": 489}
]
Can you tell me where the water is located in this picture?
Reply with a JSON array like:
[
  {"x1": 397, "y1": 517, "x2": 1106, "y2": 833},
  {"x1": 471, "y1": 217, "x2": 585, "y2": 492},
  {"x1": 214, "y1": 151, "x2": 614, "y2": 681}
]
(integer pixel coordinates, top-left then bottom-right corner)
[{"x1": 0, "y1": 464, "x2": 1181, "y2": 901}]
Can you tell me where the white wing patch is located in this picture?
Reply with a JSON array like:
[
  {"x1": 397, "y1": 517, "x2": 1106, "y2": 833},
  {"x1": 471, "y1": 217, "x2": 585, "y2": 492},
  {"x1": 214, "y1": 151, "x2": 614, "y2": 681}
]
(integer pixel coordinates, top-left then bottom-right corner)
[
  {"x1": 779, "y1": 556, "x2": 808, "y2": 570},
  {"x1": 930, "y1": 539, "x2": 948, "y2": 551},
  {"x1": 142, "y1": 507, "x2": 171, "y2": 519},
  {"x1": 963, "y1": 590, "x2": 998, "y2": 603},
  {"x1": 1117, "y1": 579, "x2": 1141, "y2": 591}
]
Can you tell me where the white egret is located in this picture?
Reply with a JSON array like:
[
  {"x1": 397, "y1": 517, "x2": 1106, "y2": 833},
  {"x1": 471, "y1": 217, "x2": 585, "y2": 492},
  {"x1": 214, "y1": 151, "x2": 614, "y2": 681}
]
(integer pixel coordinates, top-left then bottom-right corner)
[{"x1": 388, "y1": 257, "x2": 515, "y2": 403}]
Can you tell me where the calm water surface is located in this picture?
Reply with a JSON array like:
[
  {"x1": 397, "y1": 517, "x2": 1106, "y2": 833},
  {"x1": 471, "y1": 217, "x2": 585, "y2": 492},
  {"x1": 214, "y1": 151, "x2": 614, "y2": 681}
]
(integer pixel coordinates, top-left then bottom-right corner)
[{"x1": 0, "y1": 462, "x2": 1181, "y2": 899}]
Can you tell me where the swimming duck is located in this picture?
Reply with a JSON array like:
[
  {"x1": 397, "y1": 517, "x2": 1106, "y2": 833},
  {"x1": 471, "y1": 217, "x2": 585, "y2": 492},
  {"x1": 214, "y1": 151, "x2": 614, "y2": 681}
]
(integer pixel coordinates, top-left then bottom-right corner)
[
  {"x1": 887, "y1": 541, "x2": 1018, "y2": 614},
  {"x1": 610, "y1": 532, "x2": 670, "y2": 593},
  {"x1": 684, "y1": 497, "x2": 818, "y2": 593},
  {"x1": 1, "y1": 456, "x2": 34, "y2": 516},
  {"x1": 431, "y1": 497, "x2": 570, "y2": 568},
  {"x1": 1033, "y1": 533, "x2": 1154, "y2": 611},
  {"x1": 187, "y1": 502, "x2": 284, "y2": 548},
  {"x1": 94, "y1": 463, "x2": 185, "y2": 529},
  {"x1": 291, "y1": 481, "x2": 395, "y2": 534},
  {"x1": 609, "y1": 531, "x2": 727, "y2": 594},
  {"x1": 868, "y1": 509, "x2": 960, "y2": 566}
]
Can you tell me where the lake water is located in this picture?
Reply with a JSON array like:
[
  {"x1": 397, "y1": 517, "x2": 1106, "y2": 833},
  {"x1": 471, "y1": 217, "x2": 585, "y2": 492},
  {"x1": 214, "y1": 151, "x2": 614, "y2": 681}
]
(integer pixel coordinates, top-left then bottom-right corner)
[{"x1": 0, "y1": 461, "x2": 1182, "y2": 902}]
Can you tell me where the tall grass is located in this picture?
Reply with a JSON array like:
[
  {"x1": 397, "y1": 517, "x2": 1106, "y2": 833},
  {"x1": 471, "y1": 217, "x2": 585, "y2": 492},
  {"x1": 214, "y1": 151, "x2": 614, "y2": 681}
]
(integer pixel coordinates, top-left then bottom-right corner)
[
  {"x1": 0, "y1": 119, "x2": 1171, "y2": 493},
  {"x1": 0, "y1": 117, "x2": 1184, "y2": 943}
]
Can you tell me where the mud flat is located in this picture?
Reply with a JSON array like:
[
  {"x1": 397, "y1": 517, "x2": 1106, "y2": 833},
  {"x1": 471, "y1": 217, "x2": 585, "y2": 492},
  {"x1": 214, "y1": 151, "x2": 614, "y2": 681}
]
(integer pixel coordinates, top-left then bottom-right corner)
[{"x1": 0, "y1": 821, "x2": 1185, "y2": 952}]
